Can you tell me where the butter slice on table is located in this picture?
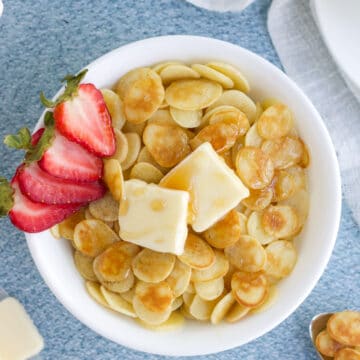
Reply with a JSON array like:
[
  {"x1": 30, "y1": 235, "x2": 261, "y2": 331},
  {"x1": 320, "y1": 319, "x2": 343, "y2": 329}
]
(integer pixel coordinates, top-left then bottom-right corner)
[
  {"x1": 160, "y1": 142, "x2": 249, "y2": 232},
  {"x1": 0, "y1": 297, "x2": 44, "y2": 360},
  {"x1": 118, "y1": 179, "x2": 189, "y2": 255}
]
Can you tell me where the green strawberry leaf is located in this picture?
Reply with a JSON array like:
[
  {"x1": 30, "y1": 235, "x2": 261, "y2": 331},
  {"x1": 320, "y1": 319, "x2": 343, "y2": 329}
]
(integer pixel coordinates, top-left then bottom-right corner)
[
  {"x1": 40, "y1": 92, "x2": 57, "y2": 108},
  {"x1": 43, "y1": 111, "x2": 54, "y2": 126},
  {"x1": 24, "y1": 112, "x2": 55, "y2": 164},
  {"x1": 3, "y1": 112, "x2": 55, "y2": 164},
  {"x1": 0, "y1": 177, "x2": 14, "y2": 217},
  {"x1": 3, "y1": 128, "x2": 32, "y2": 150},
  {"x1": 40, "y1": 68, "x2": 88, "y2": 108}
]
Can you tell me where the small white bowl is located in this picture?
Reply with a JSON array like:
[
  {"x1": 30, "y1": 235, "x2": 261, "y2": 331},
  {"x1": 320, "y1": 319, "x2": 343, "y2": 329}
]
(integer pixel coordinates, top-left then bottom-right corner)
[
  {"x1": 185, "y1": 0, "x2": 255, "y2": 12},
  {"x1": 26, "y1": 36, "x2": 341, "y2": 356}
]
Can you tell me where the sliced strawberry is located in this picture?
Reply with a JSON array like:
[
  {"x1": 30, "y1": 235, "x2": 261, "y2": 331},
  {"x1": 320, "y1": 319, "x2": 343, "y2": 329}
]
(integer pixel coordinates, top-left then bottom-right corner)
[
  {"x1": 32, "y1": 127, "x2": 102, "y2": 182},
  {"x1": 9, "y1": 177, "x2": 83, "y2": 233},
  {"x1": 38, "y1": 130, "x2": 103, "y2": 182},
  {"x1": 18, "y1": 163, "x2": 106, "y2": 205},
  {"x1": 31, "y1": 128, "x2": 45, "y2": 146},
  {"x1": 54, "y1": 84, "x2": 115, "y2": 157}
]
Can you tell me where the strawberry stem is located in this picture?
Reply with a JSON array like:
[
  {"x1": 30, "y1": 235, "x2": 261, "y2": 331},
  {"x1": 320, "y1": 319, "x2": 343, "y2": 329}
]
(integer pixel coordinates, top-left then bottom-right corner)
[
  {"x1": 40, "y1": 69, "x2": 88, "y2": 108},
  {"x1": 24, "y1": 112, "x2": 55, "y2": 163},
  {"x1": 0, "y1": 177, "x2": 14, "y2": 216},
  {"x1": 4, "y1": 112, "x2": 56, "y2": 164}
]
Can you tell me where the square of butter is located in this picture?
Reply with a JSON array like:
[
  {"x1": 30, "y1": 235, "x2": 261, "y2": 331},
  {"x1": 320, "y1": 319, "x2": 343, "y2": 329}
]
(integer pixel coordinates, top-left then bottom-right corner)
[
  {"x1": 160, "y1": 142, "x2": 249, "y2": 232},
  {"x1": 118, "y1": 179, "x2": 189, "y2": 255},
  {"x1": 0, "y1": 297, "x2": 44, "y2": 360}
]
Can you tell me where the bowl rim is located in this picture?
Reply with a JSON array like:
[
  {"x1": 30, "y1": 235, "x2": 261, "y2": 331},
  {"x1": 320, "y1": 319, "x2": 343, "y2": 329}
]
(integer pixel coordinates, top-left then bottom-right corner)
[{"x1": 25, "y1": 35, "x2": 342, "y2": 356}]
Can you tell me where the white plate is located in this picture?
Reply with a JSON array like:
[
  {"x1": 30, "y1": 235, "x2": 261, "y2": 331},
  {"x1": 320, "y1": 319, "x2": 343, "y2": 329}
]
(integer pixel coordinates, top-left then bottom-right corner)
[
  {"x1": 311, "y1": 0, "x2": 360, "y2": 99},
  {"x1": 25, "y1": 35, "x2": 341, "y2": 356}
]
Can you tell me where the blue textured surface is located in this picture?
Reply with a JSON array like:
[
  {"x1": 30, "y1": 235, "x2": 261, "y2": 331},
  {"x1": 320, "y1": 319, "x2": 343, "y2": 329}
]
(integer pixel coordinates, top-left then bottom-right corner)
[{"x1": 0, "y1": 1, "x2": 359, "y2": 359}]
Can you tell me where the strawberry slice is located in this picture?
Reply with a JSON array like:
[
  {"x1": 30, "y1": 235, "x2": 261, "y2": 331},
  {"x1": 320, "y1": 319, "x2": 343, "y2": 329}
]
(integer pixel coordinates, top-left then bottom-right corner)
[
  {"x1": 31, "y1": 128, "x2": 45, "y2": 145},
  {"x1": 18, "y1": 163, "x2": 106, "y2": 204},
  {"x1": 54, "y1": 83, "x2": 115, "y2": 157},
  {"x1": 38, "y1": 129, "x2": 103, "y2": 182},
  {"x1": 31, "y1": 126, "x2": 103, "y2": 182},
  {"x1": 9, "y1": 176, "x2": 83, "y2": 233}
]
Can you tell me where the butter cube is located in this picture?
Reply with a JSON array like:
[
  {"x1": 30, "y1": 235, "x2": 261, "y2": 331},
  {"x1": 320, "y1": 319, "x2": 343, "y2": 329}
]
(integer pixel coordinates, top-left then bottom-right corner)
[
  {"x1": 160, "y1": 142, "x2": 249, "y2": 232},
  {"x1": 118, "y1": 179, "x2": 189, "y2": 255},
  {"x1": 0, "y1": 297, "x2": 44, "y2": 360}
]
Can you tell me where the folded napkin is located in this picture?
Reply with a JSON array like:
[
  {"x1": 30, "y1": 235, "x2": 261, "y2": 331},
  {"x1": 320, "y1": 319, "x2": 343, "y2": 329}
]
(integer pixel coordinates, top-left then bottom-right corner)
[{"x1": 268, "y1": 0, "x2": 360, "y2": 225}]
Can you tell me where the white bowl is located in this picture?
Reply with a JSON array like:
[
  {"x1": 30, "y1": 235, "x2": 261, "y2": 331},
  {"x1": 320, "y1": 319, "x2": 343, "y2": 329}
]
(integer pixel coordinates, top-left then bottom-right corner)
[{"x1": 26, "y1": 35, "x2": 341, "y2": 356}]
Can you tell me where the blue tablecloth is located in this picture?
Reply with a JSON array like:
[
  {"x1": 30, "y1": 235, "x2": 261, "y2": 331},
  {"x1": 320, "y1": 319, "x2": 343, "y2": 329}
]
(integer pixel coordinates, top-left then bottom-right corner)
[{"x1": 0, "y1": 1, "x2": 359, "y2": 359}]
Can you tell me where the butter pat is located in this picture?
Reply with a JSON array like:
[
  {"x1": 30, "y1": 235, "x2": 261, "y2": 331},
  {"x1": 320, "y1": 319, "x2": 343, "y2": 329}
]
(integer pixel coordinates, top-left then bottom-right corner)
[
  {"x1": 119, "y1": 179, "x2": 189, "y2": 255},
  {"x1": 0, "y1": 297, "x2": 44, "y2": 360},
  {"x1": 160, "y1": 142, "x2": 249, "y2": 232}
]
